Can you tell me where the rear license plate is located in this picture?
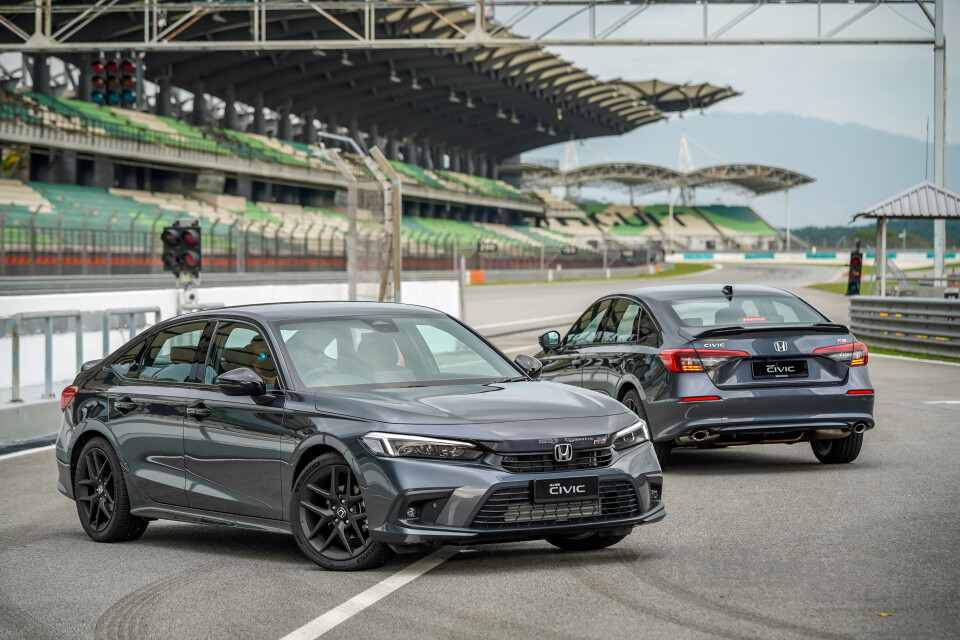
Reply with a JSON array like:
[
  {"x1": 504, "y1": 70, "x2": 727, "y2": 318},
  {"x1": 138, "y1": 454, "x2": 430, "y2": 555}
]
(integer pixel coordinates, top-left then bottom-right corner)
[
  {"x1": 752, "y1": 360, "x2": 808, "y2": 379},
  {"x1": 533, "y1": 476, "x2": 599, "y2": 503}
]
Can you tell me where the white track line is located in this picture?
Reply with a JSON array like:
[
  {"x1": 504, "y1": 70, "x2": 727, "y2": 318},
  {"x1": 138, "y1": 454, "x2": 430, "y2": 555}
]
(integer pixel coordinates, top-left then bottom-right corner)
[
  {"x1": 870, "y1": 353, "x2": 960, "y2": 367},
  {"x1": 0, "y1": 444, "x2": 55, "y2": 462},
  {"x1": 279, "y1": 546, "x2": 459, "y2": 640},
  {"x1": 925, "y1": 400, "x2": 960, "y2": 404},
  {"x1": 503, "y1": 344, "x2": 539, "y2": 354}
]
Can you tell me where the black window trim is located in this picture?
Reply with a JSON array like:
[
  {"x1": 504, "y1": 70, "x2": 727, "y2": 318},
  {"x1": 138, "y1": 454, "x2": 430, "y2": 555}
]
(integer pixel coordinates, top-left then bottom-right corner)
[
  {"x1": 569, "y1": 295, "x2": 663, "y2": 348},
  {"x1": 195, "y1": 317, "x2": 287, "y2": 392},
  {"x1": 129, "y1": 319, "x2": 216, "y2": 389}
]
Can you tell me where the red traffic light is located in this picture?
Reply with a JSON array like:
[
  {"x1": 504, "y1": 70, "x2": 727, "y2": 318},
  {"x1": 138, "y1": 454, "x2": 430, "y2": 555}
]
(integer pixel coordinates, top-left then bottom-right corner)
[
  {"x1": 851, "y1": 256, "x2": 862, "y2": 267},
  {"x1": 121, "y1": 59, "x2": 136, "y2": 74},
  {"x1": 106, "y1": 59, "x2": 120, "y2": 73},
  {"x1": 182, "y1": 251, "x2": 200, "y2": 269},
  {"x1": 182, "y1": 229, "x2": 200, "y2": 247},
  {"x1": 92, "y1": 60, "x2": 105, "y2": 74}
]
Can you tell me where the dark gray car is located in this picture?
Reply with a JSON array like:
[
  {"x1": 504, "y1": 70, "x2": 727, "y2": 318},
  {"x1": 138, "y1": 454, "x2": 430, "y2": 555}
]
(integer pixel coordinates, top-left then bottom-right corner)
[
  {"x1": 56, "y1": 302, "x2": 664, "y2": 571},
  {"x1": 536, "y1": 285, "x2": 875, "y2": 465}
]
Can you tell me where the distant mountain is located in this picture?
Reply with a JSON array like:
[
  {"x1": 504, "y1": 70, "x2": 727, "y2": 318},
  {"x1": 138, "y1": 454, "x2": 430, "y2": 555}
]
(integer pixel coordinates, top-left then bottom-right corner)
[{"x1": 523, "y1": 112, "x2": 960, "y2": 233}]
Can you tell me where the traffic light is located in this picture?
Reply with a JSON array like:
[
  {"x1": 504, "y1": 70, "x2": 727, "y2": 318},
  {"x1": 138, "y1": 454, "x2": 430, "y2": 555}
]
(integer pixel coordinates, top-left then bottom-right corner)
[
  {"x1": 847, "y1": 250, "x2": 863, "y2": 296},
  {"x1": 120, "y1": 58, "x2": 137, "y2": 106},
  {"x1": 90, "y1": 57, "x2": 138, "y2": 107},
  {"x1": 161, "y1": 221, "x2": 202, "y2": 276},
  {"x1": 91, "y1": 59, "x2": 107, "y2": 104}
]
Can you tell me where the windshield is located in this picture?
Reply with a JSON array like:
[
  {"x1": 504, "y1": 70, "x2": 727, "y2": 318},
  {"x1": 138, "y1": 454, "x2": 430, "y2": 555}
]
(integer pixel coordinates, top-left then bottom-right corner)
[
  {"x1": 666, "y1": 295, "x2": 826, "y2": 328},
  {"x1": 277, "y1": 314, "x2": 519, "y2": 389}
]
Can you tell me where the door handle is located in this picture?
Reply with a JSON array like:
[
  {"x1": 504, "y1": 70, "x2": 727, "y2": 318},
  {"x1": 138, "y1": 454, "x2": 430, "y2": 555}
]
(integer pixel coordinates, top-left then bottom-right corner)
[
  {"x1": 115, "y1": 397, "x2": 138, "y2": 413},
  {"x1": 186, "y1": 403, "x2": 211, "y2": 420}
]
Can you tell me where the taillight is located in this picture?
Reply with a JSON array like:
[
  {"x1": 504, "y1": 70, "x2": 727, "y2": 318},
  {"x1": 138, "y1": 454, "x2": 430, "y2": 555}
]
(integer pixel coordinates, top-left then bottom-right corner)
[
  {"x1": 60, "y1": 386, "x2": 78, "y2": 412},
  {"x1": 681, "y1": 396, "x2": 721, "y2": 402},
  {"x1": 659, "y1": 349, "x2": 749, "y2": 373},
  {"x1": 847, "y1": 389, "x2": 874, "y2": 395},
  {"x1": 812, "y1": 342, "x2": 868, "y2": 366}
]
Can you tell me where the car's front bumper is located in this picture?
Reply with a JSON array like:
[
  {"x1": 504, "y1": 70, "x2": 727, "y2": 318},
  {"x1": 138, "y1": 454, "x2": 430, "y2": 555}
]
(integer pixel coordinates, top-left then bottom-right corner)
[{"x1": 354, "y1": 441, "x2": 665, "y2": 546}]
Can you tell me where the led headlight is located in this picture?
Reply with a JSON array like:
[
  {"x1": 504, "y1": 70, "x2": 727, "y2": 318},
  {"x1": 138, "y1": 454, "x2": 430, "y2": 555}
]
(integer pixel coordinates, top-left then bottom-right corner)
[
  {"x1": 612, "y1": 420, "x2": 650, "y2": 450},
  {"x1": 361, "y1": 432, "x2": 483, "y2": 460}
]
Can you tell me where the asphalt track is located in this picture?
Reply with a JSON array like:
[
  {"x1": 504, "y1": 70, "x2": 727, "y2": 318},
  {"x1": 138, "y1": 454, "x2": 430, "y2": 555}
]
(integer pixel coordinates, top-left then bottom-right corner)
[{"x1": 1, "y1": 264, "x2": 958, "y2": 640}]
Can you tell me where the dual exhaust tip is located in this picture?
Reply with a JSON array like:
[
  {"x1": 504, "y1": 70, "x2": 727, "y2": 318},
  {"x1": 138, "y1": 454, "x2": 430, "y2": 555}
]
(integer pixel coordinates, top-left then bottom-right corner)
[{"x1": 683, "y1": 423, "x2": 867, "y2": 444}]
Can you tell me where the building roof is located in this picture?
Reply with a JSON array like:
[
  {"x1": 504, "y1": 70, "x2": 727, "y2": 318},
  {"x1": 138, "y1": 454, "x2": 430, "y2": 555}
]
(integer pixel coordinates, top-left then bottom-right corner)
[
  {"x1": 853, "y1": 181, "x2": 960, "y2": 220},
  {"x1": 610, "y1": 80, "x2": 741, "y2": 113}
]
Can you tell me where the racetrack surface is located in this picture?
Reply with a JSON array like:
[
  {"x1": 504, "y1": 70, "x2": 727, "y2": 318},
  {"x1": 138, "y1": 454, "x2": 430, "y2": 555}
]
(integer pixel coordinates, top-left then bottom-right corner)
[{"x1": 1, "y1": 264, "x2": 958, "y2": 640}]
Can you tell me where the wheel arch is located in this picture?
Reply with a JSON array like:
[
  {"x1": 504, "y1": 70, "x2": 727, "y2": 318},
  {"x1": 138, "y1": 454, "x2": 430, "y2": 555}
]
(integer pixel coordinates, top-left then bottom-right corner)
[
  {"x1": 286, "y1": 434, "x2": 366, "y2": 522},
  {"x1": 69, "y1": 423, "x2": 121, "y2": 490},
  {"x1": 615, "y1": 375, "x2": 645, "y2": 404}
]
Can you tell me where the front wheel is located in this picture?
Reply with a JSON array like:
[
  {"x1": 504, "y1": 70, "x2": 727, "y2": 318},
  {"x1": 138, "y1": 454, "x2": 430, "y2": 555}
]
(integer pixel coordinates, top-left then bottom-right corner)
[
  {"x1": 291, "y1": 452, "x2": 393, "y2": 571},
  {"x1": 545, "y1": 531, "x2": 628, "y2": 551},
  {"x1": 621, "y1": 388, "x2": 670, "y2": 466},
  {"x1": 811, "y1": 432, "x2": 863, "y2": 464}
]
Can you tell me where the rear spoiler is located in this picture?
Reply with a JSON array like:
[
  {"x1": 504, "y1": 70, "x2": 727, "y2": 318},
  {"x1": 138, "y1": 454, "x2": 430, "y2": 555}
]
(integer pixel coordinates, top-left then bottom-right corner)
[{"x1": 683, "y1": 323, "x2": 848, "y2": 340}]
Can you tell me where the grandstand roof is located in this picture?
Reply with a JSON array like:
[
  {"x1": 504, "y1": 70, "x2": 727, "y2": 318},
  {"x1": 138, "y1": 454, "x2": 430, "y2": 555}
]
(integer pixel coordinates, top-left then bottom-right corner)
[
  {"x1": 515, "y1": 161, "x2": 814, "y2": 196},
  {"x1": 6, "y1": 1, "x2": 738, "y2": 159},
  {"x1": 853, "y1": 182, "x2": 960, "y2": 220}
]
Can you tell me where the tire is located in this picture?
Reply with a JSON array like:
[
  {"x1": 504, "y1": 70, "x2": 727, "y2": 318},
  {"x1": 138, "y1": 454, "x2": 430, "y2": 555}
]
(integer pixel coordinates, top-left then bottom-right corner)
[
  {"x1": 291, "y1": 452, "x2": 393, "y2": 571},
  {"x1": 620, "y1": 388, "x2": 670, "y2": 466},
  {"x1": 811, "y1": 432, "x2": 864, "y2": 464},
  {"x1": 73, "y1": 437, "x2": 149, "y2": 543},
  {"x1": 545, "y1": 531, "x2": 628, "y2": 551}
]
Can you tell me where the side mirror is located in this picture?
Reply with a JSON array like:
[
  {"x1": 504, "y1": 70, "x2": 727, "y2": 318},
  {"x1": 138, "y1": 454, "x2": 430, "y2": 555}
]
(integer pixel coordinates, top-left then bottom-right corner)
[
  {"x1": 514, "y1": 354, "x2": 543, "y2": 380},
  {"x1": 216, "y1": 367, "x2": 267, "y2": 397},
  {"x1": 538, "y1": 330, "x2": 561, "y2": 351}
]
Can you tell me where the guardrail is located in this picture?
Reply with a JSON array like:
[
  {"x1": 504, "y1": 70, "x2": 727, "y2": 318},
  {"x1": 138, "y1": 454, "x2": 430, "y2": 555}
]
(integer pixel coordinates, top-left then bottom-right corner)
[
  {"x1": 850, "y1": 296, "x2": 960, "y2": 359},
  {"x1": 7, "y1": 306, "x2": 161, "y2": 403}
]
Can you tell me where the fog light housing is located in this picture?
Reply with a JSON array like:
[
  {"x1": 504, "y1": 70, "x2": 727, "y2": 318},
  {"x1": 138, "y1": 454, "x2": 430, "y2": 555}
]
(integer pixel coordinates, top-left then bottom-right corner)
[{"x1": 406, "y1": 506, "x2": 418, "y2": 519}]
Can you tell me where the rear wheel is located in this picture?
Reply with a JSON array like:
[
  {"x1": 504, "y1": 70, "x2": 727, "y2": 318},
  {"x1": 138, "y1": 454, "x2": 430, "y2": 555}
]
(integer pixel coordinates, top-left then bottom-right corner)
[
  {"x1": 811, "y1": 432, "x2": 863, "y2": 464},
  {"x1": 620, "y1": 388, "x2": 670, "y2": 466},
  {"x1": 545, "y1": 531, "x2": 628, "y2": 551},
  {"x1": 291, "y1": 452, "x2": 393, "y2": 571},
  {"x1": 74, "y1": 437, "x2": 149, "y2": 542}
]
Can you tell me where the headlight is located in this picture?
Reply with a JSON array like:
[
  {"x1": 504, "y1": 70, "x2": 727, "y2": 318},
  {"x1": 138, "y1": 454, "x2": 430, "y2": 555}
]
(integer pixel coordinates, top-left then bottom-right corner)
[
  {"x1": 361, "y1": 432, "x2": 483, "y2": 460},
  {"x1": 612, "y1": 420, "x2": 650, "y2": 450}
]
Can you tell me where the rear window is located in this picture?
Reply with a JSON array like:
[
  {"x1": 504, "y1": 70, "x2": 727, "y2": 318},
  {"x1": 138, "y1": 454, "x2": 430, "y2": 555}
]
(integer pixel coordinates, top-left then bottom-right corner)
[{"x1": 666, "y1": 295, "x2": 826, "y2": 328}]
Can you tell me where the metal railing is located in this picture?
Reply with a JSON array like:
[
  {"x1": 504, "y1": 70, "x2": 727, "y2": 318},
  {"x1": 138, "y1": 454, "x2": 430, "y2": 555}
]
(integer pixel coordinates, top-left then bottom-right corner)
[
  {"x1": 6, "y1": 306, "x2": 161, "y2": 403},
  {"x1": 850, "y1": 296, "x2": 960, "y2": 359}
]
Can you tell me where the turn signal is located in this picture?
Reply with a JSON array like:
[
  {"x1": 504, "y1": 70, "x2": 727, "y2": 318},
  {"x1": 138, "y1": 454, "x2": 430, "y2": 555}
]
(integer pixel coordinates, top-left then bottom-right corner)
[
  {"x1": 659, "y1": 349, "x2": 749, "y2": 373},
  {"x1": 60, "y1": 386, "x2": 78, "y2": 412},
  {"x1": 812, "y1": 342, "x2": 868, "y2": 366}
]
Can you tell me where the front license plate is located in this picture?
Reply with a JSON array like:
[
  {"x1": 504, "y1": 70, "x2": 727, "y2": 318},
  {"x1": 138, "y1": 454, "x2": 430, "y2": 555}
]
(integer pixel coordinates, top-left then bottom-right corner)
[
  {"x1": 752, "y1": 359, "x2": 809, "y2": 379},
  {"x1": 533, "y1": 476, "x2": 599, "y2": 503}
]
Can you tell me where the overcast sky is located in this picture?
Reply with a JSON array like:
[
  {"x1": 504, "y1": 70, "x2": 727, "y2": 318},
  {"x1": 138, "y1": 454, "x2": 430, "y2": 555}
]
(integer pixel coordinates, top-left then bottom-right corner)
[{"x1": 516, "y1": 1, "x2": 960, "y2": 145}]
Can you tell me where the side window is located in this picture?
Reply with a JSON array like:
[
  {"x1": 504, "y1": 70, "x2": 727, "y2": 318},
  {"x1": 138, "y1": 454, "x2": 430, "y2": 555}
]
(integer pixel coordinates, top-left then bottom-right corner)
[
  {"x1": 637, "y1": 309, "x2": 659, "y2": 346},
  {"x1": 566, "y1": 299, "x2": 612, "y2": 346},
  {"x1": 600, "y1": 299, "x2": 641, "y2": 344},
  {"x1": 207, "y1": 322, "x2": 278, "y2": 391},
  {"x1": 111, "y1": 337, "x2": 147, "y2": 378},
  {"x1": 139, "y1": 322, "x2": 208, "y2": 384}
]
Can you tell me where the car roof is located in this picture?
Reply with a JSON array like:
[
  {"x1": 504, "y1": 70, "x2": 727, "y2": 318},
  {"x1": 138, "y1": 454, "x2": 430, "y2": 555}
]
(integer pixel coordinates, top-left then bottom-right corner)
[
  {"x1": 180, "y1": 301, "x2": 447, "y2": 323},
  {"x1": 617, "y1": 284, "x2": 794, "y2": 301}
]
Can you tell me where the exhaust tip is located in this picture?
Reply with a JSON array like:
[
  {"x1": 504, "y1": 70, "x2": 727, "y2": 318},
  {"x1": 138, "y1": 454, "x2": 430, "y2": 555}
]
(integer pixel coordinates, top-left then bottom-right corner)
[
  {"x1": 692, "y1": 430, "x2": 711, "y2": 441},
  {"x1": 853, "y1": 423, "x2": 867, "y2": 434}
]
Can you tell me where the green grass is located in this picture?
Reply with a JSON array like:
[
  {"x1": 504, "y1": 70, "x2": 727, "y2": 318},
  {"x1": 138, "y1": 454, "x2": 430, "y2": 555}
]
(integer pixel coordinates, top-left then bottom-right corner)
[
  {"x1": 475, "y1": 262, "x2": 711, "y2": 286},
  {"x1": 867, "y1": 345, "x2": 960, "y2": 365},
  {"x1": 904, "y1": 261, "x2": 960, "y2": 272},
  {"x1": 807, "y1": 282, "x2": 849, "y2": 295}
]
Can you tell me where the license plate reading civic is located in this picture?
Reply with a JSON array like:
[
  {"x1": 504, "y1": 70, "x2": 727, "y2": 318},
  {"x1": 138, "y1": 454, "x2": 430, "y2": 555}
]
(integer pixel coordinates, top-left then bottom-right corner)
[
  {"x1": 752, "y1": 360, "x2": 809, "y2": 379},
  {"x1": 533, "y1": 476, "x2": 599, "y2": 503}
]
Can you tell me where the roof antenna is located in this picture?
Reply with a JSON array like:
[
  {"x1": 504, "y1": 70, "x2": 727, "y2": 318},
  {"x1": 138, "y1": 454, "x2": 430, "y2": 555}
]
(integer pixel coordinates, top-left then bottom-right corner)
[{"x1": 722, "y1": 285, "x2": 733, "y2": 300}]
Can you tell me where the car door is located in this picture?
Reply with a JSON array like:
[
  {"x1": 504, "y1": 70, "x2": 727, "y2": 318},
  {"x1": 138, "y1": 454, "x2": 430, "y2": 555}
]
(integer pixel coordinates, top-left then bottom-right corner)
[
  {"x1": 581, "y1": 297, "x2": 641, "y2": 396},
  {"x1": 183, "y1": 319, "x2": 286, "y2": 520},
  {"x1": 539, "y1": 299, "x2": 613, "y2": 387},
  {"x1": 107, "y1": 320, "x2": 212, "y2": 507}
]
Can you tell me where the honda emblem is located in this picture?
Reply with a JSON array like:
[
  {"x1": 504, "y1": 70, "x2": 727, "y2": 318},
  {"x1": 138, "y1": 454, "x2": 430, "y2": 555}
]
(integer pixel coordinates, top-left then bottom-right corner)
[
  {"x1": 774, "y1": 341, "x2": 788, "y2": 352},
  {"x1": 554, "y1": 443, "x2": 573, "y2": 462}
]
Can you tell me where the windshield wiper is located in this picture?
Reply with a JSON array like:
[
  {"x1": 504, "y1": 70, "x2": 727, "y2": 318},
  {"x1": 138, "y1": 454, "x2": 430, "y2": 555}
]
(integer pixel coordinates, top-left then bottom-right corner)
[{"x1": 492, "y1": 377, "x2": 528, "y2": 383}]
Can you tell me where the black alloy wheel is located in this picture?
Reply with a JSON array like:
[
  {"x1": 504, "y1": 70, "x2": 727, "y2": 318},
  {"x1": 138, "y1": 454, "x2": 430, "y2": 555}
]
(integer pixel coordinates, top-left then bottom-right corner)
[
  {"x1": 811, "y1": 431, "x2": 863, "y2": 464},
  {"x1": 74, "y1": 437, "x2": 149, "y2": 542},
  {"x1": 621, "y1": 388, "x2": 671, "y2": 465},
  {"x1": 292, "y1": 452, "x2": 393, "y2": 570}
]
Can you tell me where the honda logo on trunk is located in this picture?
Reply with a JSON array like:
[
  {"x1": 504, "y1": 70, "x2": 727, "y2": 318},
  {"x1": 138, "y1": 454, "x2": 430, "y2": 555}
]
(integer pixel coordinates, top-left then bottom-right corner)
[
  {"x1": 774, "y1": 341, "x2": 788, "y2": 352},
  {"x1": 554, "y1": 443, "x2": 573, "y2": 462}
]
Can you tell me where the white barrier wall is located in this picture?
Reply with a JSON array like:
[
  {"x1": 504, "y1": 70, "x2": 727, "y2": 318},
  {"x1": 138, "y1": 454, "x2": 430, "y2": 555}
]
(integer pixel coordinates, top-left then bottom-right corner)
[{"x1": 0, "y1": 279, "x2": 460, "y2": 391}]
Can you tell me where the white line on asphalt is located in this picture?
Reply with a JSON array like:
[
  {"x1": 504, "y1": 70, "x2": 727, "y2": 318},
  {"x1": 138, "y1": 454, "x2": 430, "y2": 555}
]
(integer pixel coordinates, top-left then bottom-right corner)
[
  {"x1": 473, "y1": 313, "x2": 577, "y2": 332},
  {"x1": 925, "y1": 400, "x2": 960, "y2": 404},
  {"x1": 279, "y1": 546, "x2": 459, "y2": 640},
  {"x1": 871, "y1": 353, "x2": 960, "y2": 367},
  {"x1": 0, "y1": 444, "x2": 55, "y2": 462},
  {"x1": 503, "y1": 344, "x2": 539, "y2": 354}
]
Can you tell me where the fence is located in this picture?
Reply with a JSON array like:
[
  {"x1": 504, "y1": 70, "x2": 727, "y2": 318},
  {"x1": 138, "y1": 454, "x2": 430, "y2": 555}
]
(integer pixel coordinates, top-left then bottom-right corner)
[
  {"x1": 850, "y1": 296, "x2": 960, "y2": 358},
  {"x1": 0, "y1": 209, "x2": 647, "y2": 276}
]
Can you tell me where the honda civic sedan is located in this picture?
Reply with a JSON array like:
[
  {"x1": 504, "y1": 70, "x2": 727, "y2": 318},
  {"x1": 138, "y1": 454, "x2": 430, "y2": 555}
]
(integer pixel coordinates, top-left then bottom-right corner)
[
  {"x1": 56, "y1": 302, "x2": 665, "y2": 570},
  {"x1": 536, "y1": 285, "x2": 875, "y2": 465}
]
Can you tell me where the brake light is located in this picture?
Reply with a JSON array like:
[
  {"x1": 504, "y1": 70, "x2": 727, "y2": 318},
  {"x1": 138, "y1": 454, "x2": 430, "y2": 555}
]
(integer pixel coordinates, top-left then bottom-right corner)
[
  {"x1": 812, "y1": 342, "x2": 868, "y2": 366},
  {"x1": 60, "y1": 386, "x2": 78, "y2": 412},
  {"x1": 740, "y1": 317, "x2": 766, "y2": 322},
  {"x1": 681, "y1": 396, "x2": 721, "y2": 402},
  {"x1": 847, "y1": 389, "x2": 874, "y2": 395},
  {"x1": 659, "y1": 349, "x2": 749, "y2": 373}
]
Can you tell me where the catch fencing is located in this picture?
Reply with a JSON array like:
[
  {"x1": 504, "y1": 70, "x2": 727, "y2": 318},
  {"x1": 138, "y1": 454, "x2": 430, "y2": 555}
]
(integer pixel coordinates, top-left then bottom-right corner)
[{"x1": 850, "y1": 296, "x2": 960, "y2": 359}]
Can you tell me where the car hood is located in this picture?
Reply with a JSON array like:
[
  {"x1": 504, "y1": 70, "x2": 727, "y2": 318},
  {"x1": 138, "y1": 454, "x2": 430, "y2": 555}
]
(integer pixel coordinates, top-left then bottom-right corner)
[{"x1": 313, "y1": 380, "x2": 628, "y2": 427}]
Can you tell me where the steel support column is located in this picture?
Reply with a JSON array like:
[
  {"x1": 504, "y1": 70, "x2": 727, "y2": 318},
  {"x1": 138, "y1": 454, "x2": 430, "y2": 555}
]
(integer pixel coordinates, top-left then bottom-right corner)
[{"x1": 933, "y1": 0, "x2": 946, "y2": 283}]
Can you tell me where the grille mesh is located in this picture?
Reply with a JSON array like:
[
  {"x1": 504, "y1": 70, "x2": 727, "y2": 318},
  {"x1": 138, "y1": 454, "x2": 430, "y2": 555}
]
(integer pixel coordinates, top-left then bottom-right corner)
[
  {"x1": 472, "y1": 479, "x2": 640, "y2": 529},
  {"x1": 499, "y1": 447, "x2": 614, "y2": 473}
]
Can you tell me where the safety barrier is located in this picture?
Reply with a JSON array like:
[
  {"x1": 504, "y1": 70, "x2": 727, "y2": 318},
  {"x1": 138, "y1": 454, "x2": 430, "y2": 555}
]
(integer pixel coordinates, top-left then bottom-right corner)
[
  {"x1": 850, "y1": 296, "x2": 960, "y2": 358},
  {"x1": 6, "y1": 306, "x2": 161, "y2": 402}
]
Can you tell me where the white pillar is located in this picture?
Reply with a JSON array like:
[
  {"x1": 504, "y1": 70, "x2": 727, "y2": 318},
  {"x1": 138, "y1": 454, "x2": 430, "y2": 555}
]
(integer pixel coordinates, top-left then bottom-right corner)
[
  {"x1": 933, "y1": 0, "x2": 947, "y2": 283},
  {"x1": 877, "y1": 218, "x2": 888, "y2": 298},
  {"x1": 668, "y1": 188, "x2": 675, "y2": 252},
  {"x1": 785, "y1": 189, "x2": 791, "y2": 252}
]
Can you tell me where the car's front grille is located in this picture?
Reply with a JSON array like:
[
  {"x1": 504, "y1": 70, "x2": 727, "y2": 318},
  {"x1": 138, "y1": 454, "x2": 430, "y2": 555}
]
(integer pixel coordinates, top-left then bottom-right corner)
[
  {"x1": 471, "y1": 479, "x2": 640, "y2": 529},
  {"x1": 499, "y1": 447, "x2": 613, "y2": 473}
]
